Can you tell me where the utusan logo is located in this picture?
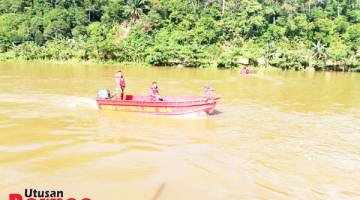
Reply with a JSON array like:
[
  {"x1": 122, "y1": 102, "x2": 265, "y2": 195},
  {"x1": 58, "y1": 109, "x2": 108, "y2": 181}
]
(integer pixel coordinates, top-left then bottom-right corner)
[{"x1": 9, "y1": 189, "x2": 91, "y2": 200}]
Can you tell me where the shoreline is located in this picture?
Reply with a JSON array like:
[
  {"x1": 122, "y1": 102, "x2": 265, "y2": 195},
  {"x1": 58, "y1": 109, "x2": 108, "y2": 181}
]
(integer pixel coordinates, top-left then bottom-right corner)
[{"x1": 0, "y1": 58, "x2": 358, "y2": 73}]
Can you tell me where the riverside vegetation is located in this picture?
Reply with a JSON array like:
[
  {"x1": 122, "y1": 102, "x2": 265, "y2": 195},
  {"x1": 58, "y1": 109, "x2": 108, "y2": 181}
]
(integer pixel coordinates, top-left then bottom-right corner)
[{"x1": 0, "y1": 0, "x2": 359, "y2": 71}]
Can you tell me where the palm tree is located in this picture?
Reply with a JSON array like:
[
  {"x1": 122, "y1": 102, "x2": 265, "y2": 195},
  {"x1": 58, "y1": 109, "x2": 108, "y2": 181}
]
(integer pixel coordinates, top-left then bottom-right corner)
[
  {"x1": 126, "y1": 0, "x2": 150, "y2": 22},
  {"x1": 312, "y1": 41, "x2": 327, "y2": 69}
]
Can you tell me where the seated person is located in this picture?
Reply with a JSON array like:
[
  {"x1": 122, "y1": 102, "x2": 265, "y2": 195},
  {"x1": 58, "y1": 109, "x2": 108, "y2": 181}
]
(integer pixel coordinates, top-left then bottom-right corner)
[
  {"x1": 204, "y1": 84, "x2": 215, "y2": 99},
  {"x1": 150, "y1": 81, "x2": 163, "y2": 101}
]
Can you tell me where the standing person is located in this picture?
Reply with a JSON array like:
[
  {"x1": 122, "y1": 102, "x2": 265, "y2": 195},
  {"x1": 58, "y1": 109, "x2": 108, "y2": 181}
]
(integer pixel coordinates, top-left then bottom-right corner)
[
  {"x1": 115, "y1": 70, "x2": 126, "y2": 100},
  {"x1": 149, "y1": 81, "x2": 163, "y2": 101}
]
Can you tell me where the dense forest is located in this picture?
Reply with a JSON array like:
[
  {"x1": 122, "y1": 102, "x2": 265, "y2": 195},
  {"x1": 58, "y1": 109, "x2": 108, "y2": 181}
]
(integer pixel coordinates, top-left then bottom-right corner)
[{"x1": 0, "y1": 0, "x2": 359, "y2": 71}]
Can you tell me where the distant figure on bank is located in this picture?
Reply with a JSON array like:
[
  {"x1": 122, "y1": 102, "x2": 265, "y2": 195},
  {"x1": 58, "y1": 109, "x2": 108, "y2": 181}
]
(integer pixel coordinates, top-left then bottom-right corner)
[
  {"x1": 204, "y1": 84, "x2": 215, "y2": 99},
  {"x1": 150, "y1": 81, "x2": 163, "y2": 101},
  {"x1": 115, "y1": 70, "x2": 125, "y2": 100},
  {"x1": 240, "y1": 66, "x2": 252, "y2": 75}
]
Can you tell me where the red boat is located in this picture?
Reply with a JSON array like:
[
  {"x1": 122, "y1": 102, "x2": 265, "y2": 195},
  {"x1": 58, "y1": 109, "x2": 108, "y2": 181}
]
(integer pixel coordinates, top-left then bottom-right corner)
[{"x1": 96, "y1": 95, "x2": 220, "y2": 115}]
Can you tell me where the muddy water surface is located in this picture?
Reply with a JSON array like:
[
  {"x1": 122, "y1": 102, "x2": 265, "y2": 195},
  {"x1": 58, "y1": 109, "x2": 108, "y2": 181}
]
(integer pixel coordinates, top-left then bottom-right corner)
[{"x1": 0, "y1": 63, "x2": 359, "y2": 200}]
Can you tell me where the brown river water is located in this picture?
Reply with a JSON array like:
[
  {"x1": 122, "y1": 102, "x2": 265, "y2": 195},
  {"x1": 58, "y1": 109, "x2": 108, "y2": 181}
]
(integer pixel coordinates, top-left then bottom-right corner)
[{"x1": 0, "y1": 63, "x2": 360, "y2": 200}]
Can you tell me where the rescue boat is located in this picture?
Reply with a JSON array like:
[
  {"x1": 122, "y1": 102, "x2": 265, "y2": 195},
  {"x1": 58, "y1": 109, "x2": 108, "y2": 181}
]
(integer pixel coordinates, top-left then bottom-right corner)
[{"x1": 96, "y1": 90, "x2": 220, "y2": 115}]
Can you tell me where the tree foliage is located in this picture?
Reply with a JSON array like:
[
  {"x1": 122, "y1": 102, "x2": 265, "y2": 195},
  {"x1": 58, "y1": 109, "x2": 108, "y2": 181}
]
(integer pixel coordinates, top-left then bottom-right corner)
[{"x1": 0, "y1": 0, "x2": 359, "y2": 71}]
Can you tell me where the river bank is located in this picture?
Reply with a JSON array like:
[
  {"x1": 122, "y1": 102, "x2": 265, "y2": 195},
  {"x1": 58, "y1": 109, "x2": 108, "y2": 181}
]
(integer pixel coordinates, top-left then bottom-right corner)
[{"x1": 1, "y1": 57, "x2": 359, "y2": 73}]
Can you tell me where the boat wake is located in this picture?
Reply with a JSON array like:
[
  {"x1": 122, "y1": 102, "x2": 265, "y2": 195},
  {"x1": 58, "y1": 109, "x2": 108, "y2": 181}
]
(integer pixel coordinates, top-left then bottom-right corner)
[
  {"x1": 0, "y1": 93, "x2": 98, "y2": 111},
  {"x1": 60, "y1": 96, "x2": 98, "y2": 110},
  {"x1": 170, "y1": 112, "x2": 209, "y2": 119}
]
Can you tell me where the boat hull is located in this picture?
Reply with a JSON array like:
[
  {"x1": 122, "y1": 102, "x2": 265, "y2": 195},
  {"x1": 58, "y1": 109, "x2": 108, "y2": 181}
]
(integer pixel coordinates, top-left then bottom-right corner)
[{"x1": 96, "y1": 96, "x2": 220, "y2": 115}]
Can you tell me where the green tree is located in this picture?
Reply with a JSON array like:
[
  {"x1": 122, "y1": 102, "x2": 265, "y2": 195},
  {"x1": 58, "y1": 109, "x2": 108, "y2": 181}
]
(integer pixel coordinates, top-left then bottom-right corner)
[
  {"x1": 43, "y1": 9, "x2": 72, "y2": 39},
  {"x1": 125, "y1": 0, "x2": 150, "y2": 22},
  {"x1": 312, "y1": 41, "x2": 328, "y2": 70}
]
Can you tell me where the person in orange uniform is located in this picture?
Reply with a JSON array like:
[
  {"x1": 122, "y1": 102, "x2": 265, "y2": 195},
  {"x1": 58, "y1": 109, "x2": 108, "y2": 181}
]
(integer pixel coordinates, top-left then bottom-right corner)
[
  {"x1": 150, "y1": 81, "x2": 163, "y2": 101},
  {"x1": 204, "y1": 84, "x2": 215, "y2": 99},
  {"x1": 115, "y1": 70, "x2": 126, "y2": 100},
  {"x1": 240, "y1": 66, "x2": 253, "y2": 75}
]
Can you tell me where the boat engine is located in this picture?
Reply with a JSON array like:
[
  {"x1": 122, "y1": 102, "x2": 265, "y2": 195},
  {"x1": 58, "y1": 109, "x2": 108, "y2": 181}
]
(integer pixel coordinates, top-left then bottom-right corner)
[{"x1": 97, "y1": 89, "x2": 111, "y2": 99}]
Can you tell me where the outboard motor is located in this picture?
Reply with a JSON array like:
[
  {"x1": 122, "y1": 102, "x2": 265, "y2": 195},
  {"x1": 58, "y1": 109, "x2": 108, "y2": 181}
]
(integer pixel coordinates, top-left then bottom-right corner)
[{"x1": 97, "y1": 89, "x2": 111, "y2": 99}]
